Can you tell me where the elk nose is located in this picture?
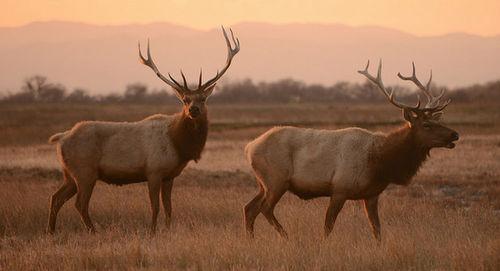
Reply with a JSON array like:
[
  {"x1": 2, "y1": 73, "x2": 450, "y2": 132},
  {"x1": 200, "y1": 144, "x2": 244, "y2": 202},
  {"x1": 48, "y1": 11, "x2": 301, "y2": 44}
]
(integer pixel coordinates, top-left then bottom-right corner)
[
  {"x1": 189, "y1": 106, "x2": 200, "y2": 115},
  {"x1": 451, "y1": 131, "x2": 459, "y2": 140}
]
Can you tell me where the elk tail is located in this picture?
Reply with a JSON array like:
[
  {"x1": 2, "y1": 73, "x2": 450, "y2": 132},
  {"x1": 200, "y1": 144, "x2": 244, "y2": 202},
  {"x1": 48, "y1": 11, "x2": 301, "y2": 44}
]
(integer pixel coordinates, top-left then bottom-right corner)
[{"x1": 48, "y1": 132, "x2": 67, "y2": 144}]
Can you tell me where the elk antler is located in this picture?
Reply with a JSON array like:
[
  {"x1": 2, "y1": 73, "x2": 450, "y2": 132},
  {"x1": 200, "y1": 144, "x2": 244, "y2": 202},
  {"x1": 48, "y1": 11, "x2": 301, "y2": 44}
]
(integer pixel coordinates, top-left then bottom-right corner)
[
  {"x1": 397, "y1": 62, "x2": 451, "y2": 112},
  {"x1": 358, "y1": 60, "x2": 451, "y2": 115},
  {"x1": 138, "y1": 26, "x2": 240, "y2": 96},
  {"x1": 138, "y1": 39, "x2": 185, "y2": 97},
  {"x1": 198, "y1": 26, "x2": 240, "y2": 90},
  {"x1": 358, "y1": 60, "x2": 421, "y2": 111}
]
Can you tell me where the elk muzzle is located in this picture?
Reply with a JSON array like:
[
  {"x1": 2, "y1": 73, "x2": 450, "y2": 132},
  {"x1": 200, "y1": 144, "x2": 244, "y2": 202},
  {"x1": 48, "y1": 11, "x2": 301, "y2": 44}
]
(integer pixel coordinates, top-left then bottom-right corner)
[
  {"x1": 446, "y1": 131, "x2": 459, "y2": 149},
  {"x1": 188, "y1": 106, "x2": 201, "y2": 118}
]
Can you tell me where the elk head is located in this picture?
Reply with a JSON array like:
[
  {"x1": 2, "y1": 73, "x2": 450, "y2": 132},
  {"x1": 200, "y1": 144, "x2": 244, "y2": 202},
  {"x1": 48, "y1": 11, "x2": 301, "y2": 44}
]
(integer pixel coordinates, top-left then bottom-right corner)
[
  {"x1": 359, "y1": 60, "x2": 459, "y2": 149},
  {"x1": 139, "y1": 26, "x2": 240, "y2": 119}
]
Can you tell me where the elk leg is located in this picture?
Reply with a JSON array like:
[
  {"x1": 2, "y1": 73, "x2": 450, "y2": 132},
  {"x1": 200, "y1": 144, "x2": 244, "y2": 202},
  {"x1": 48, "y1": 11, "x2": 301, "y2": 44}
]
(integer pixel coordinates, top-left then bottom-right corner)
[
  {"x1": 47, "y1": 170, "x2": 77, "y2": 234},
  {"x1": 161, "y1": 178, "x2": 174, "y2": 229},
  {"x1": 324, "y1": 196, "x2": 346, "y2": 237},
  {"x1": 363, "y1": 196, "x2": 381, "y2": 241},
  {"x1": 147, "y1": 174, "x2": 162, "y2": 233},
  {"x1": 243, "y1": 185, "x2": 265, "y2": 238},
  {"x1": 261, "y1": 189, "x2": 288, "y2": 239},
  {"x1": 74, "y1": 177, "x2": 97, "y2": 233}
]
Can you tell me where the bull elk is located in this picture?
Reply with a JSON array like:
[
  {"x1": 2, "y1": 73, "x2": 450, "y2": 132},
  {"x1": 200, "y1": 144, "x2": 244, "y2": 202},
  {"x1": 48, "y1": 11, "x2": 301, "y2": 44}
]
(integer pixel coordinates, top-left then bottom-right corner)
[
  {"x1": 243, "y1": 61, "x2": 459, "y2": 240},
  {"x1": 47, "y1": 26, "x2": 240, "y2": 234}
]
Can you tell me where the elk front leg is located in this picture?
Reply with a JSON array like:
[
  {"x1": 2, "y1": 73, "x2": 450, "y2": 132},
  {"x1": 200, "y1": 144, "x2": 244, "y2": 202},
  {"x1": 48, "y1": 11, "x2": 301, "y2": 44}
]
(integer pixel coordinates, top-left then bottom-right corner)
[
  {"x1": 363, "y1": 196, "x2": 381, "y2": 241},
  {"x1": 324, "y1": 196, "x2": 346, "y2": 237},
  {"x1": 161, "y1": 179, "x2": 174, "y2": 229},
  {"x1": 147, "y1": 174, "x2": 162, "y2": 234}
]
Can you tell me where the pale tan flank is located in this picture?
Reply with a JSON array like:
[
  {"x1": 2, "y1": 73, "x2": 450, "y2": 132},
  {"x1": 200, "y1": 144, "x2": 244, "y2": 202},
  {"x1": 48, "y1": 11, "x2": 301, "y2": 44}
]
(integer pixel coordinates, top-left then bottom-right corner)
[
  {"x1": 46, "y1": 26, "x2": 240, "y2": 234},
  {"x1": 244, "y1": 61, "x2": 459, "y2": 240}
]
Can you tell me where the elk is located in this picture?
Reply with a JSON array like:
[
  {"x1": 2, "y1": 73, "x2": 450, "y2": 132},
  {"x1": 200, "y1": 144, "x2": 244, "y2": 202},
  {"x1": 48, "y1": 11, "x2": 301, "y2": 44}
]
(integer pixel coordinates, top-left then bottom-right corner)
[
  {"x1": 47, "y1": 26, "x2": 240, "y2": 234},
  {"x1": 243, "y1": 61, "x2": 459, "y2": 240}
]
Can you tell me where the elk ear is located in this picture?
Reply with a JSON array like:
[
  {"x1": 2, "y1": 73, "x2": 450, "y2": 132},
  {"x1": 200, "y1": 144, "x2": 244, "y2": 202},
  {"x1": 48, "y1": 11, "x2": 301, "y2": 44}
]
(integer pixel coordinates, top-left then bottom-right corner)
[
  {"x1": 172, "y1": 89, "x2": 184, "y2": 103},
  {"x1": 204, "y1": 84, "x2": 216, "y2": 97},
  {"x1": 403, "y1": 108, "x2": 417, "y2": 123}
]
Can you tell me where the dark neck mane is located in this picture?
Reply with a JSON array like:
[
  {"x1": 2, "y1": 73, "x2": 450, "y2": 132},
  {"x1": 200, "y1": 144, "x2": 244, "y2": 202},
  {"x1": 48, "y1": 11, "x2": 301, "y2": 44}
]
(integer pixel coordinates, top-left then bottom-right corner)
[
  {"x1": 168, "y1": 111, "x2": 208, "y2": 163},
  {"x1": 371, "y1": 124, "x2": 429, "y2": 185}
]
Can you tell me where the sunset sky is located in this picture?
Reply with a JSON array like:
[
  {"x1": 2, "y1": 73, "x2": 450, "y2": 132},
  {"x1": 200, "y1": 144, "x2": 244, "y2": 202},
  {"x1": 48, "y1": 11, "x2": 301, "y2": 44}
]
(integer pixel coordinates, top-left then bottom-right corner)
[{"x1": 2, "y1": 0, "x2": 499, "y2": 36}]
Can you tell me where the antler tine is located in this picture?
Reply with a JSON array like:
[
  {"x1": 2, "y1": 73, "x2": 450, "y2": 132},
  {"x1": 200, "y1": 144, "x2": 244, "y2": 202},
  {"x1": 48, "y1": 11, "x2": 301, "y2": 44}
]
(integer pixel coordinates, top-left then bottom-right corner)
[
  {"x1": 398, "y1": 62, "x2": 435, "y2": 104},
  {"x1": 358, "y1": 60, "x2": 421, "y2": 110},
  {"x1": 357, "y1": 60, "x2": 370, "y2": 78},
  {"x1": 199, "y1": 26, "x2": 240, "y2": 90},
  {"x1": 397, "y1": 62, "x2": 431, "y2": 97},
  {"x1": 376, "y1": 60, "x2": 383, "y2": 83},
  {"x1": 179, "y1": 70, "x2": 191, "y2": 91},
  {"x1": 426, "y1": 70, "x2": 433, "y2": 91},
  {"x1": 138, "y1": 40, "x2": 162, "y2": 77},
  {"x1": 138, "y1": 39, "x2": 186, "y2": 95},
  {"x1": 358, "y1": 60, "x2": 387, "y2": 96},
  {"x1": 434, "y1": 88, "x2": 446, "y2": 105},
  {"x1": 436, "y1": 98, "x2": 451, "y2": 111},
  {"x1": 198, "y1": 68, "x2": 203, "y2": 89},
  {"x1": 397, "y1": 62, "x2": 451, "y2": 112},
  {"x1": 167, "y1": 73, "x2": 184, "y2": 90},
  {"x1": 223, "y1": 26, "x2": 232, "y2": 51},
  {"x1": 229, "y1": 28, "x2": 240, "y2": 50}
]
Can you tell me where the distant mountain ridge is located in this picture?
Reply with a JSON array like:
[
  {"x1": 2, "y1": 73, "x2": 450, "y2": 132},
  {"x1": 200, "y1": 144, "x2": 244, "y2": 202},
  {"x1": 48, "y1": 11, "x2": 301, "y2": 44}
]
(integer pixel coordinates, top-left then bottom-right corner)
[{"x1": 0, "y1": 21, "x2": 499, "y2": 94}]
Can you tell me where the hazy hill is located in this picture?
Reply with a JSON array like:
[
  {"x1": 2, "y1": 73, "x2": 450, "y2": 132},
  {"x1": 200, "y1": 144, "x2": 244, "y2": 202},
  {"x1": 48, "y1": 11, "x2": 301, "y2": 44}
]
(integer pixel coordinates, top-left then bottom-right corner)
[{"x1": 0, "y1": 21, "x2": 499, "y2": 94}]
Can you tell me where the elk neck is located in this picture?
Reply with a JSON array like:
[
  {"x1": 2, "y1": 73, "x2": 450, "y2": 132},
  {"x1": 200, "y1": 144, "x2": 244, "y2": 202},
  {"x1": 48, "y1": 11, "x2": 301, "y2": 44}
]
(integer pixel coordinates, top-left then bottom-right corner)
[
  {"x1": 168, "y1": 110, "x2": 208, "y2": 163},
  {"x1": 370, "y1": 123, "x2": 429, "y2": 185}
]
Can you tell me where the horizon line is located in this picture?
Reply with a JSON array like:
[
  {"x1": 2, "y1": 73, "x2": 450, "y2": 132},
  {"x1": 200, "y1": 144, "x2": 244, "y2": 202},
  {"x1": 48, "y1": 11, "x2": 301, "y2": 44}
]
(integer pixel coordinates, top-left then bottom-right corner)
[{"x1": 2, "y1": 20, "x2": 499, "y2": 39}]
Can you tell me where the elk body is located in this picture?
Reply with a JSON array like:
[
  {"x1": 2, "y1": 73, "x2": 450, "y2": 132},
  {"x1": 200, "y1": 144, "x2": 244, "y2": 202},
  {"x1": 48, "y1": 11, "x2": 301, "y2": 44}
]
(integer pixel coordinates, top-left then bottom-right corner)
[
  {"x1": 47, "y1": 27, "x2": 240, "y2": 234},
  {"x1": 244, "y1": 61, "x2": 459, "y2": 240}
]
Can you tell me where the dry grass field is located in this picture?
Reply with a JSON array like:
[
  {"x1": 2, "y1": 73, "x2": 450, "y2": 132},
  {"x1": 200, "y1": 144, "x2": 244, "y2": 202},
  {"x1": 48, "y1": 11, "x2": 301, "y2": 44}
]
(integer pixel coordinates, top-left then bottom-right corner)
[{"x1": 0, "y1": 102, "x2": 499, "y2": 270}]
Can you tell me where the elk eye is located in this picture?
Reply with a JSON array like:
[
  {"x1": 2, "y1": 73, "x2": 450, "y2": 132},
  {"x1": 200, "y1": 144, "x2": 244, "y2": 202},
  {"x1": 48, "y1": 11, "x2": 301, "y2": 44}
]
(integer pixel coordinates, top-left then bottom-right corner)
[
  {"x1": 201, "y1": 98, "x2": 206, "y2": 102},
  {"x1": 423, "y1": 123, "x2": 432, "y2": 130}
]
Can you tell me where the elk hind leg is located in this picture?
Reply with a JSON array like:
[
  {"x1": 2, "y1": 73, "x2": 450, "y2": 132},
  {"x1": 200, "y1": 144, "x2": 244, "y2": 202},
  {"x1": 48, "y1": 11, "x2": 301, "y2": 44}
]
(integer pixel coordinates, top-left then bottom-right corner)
[
  {"x1": 243, "y1": 184, "x2": 265, "y2": 237},
  {"x1": 47, "y1": 169, "x2": 77, "y2": 234},
  {"x1": 261, "y1": 186, "x2": 288, "y2": 239},
  {"x1": 247, "y1": 151, "x2": 290, "y2": 239}
]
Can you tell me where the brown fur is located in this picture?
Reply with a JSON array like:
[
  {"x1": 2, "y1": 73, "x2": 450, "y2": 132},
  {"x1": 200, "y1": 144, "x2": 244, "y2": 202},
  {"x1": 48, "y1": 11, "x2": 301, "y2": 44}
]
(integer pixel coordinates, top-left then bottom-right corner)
[
  {"x1": 370, "y1": 124, "x2": 429, "y2": 186},
  {"x1": 168, "y1": 111, "x2": 208, "y2": 164}
]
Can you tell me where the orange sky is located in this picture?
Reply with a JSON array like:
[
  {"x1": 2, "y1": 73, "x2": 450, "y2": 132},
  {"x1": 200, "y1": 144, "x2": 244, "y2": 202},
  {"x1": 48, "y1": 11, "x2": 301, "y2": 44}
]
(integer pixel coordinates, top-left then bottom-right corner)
[{"x1": 2, "y1": 0, "x2": 500, "y2": 36}]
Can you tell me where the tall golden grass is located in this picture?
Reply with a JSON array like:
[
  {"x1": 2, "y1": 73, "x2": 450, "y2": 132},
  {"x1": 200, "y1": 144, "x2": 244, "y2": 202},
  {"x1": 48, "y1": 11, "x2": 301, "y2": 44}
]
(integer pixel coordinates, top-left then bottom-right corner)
[{"x1": 0, "y1": 103, "x2": 499, "y2": 270}]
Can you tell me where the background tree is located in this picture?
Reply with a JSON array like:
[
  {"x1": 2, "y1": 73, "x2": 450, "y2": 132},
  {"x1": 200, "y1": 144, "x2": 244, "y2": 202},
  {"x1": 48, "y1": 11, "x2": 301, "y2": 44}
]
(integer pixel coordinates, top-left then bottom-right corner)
[
  {"x1": 20, "y1": 75, "x2": 66, "y2": 102},
  {"x1": 124, "y1": 83, "x2": 148, "y2": 103},
  {"x1": 66, "y1": 88, "x2": 93, "y2": 103}
]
